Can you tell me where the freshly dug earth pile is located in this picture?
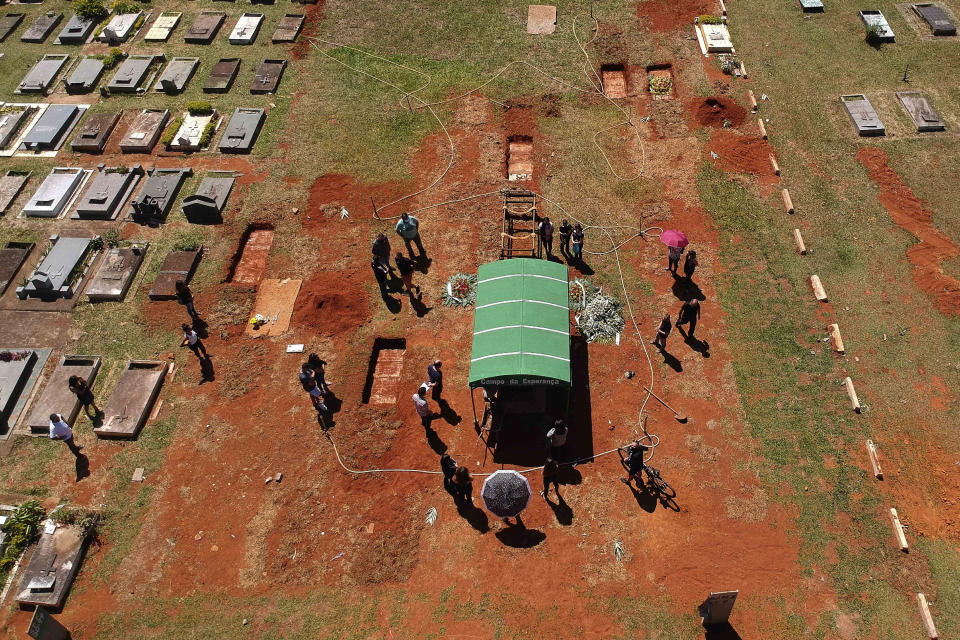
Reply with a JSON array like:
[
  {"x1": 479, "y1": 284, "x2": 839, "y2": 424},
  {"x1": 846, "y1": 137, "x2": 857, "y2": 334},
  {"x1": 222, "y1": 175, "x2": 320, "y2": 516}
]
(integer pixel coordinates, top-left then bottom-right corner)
[{"x1": 693, "y1": 96, "x2": 746, "y2": 128}]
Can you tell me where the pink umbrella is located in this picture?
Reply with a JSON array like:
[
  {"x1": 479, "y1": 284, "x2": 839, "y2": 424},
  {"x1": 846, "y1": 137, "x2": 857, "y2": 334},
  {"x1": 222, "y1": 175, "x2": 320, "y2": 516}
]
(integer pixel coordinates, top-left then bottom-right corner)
[{"x1": 660, "y1": 230, "x2": 689, "y2": 249}]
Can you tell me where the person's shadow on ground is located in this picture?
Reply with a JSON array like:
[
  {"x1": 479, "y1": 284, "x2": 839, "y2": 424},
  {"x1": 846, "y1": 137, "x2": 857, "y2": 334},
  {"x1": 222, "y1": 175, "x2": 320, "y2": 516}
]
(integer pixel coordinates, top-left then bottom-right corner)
[
  {"x1": 495, "y1": 517, "x2": 546, "y2": 548},
  {"x1": 414, "y1": 255, "x2": 432, "y2": 273},
  {"x1": 75, "y1": 454, "x2": 90, "y2": 483},
  {"x1": 456, "y1": 498, "x2": 490, "y2": 533},
  {"x1": 671, "y1": 274, "x2": 705, "y2": 302},
  {"x1": 627, "y1": 481, "x2": 659, "y2": 513},
  {"x1": 659, "y1": 348, "x2": 683, "y2": 372},
  {"x1": 199, "y1": 356, "x2": 215, "y2": 384},
  {"x1": 324, "y1": 392, "x2": 343, "y2": 417},
  {"x1": 546, "y1": 493, "x2": 573, "y2": 525},
  {"x1": 424, "y1": 424, "x2": 447, "y2": 455},
  {"x1": 678, "y1": 327, "x2": 710, "y2": 357},
  {"x1": 379, "y1": 285, "x2": 402, "y2": 314},
  {"x1": 557, "y1": 464, "x2": 583, "y2": 486},
  {"x1": 409, "y1": 292, "x2": 432, "y2": 318},
  {"x1": 437, "y1": 399, "x2": 461, "y2": 426},
  {"x1": 572, "y1": 259, "x2": 594, "y2": 276}
]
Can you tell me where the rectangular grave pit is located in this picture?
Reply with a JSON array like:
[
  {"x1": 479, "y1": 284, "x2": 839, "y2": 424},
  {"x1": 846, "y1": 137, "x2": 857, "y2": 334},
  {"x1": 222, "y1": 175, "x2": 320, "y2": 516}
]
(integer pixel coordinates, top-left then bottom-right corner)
[
  {"x1": 182, "y1": 176, "x2": 234, "y2": 223},
  {"x1": 841, "y1": 94, "x2": 886, "y2": 136},
  {"x1": 601, "y1": 63, "x2": 628, "y2": 98},
  {"x1": 0, "y1": 349, "x2": 38, "y2": 431},
  {"x1": 17, "y1": 235, "x2": 95, "y2": 299},
  {"x1": 185, "y1": 11, "x2": 226, "y2": 43},
  {"x1": 526, "y1": 5, "x2": 557, "y2": 34},
  {"x1": 154, "y1": 57, "x2": 198, "y2": 93},
  {"x1": 95, "y1": 361, "x2": 167, "y2": 438},
  {"x1": 168, "y1": 111, "x2": 218, "y2": 152},
  {"x1": 228, "y1": 224, "x2": 274, "y2": 284},
  {"x1": 507, "y1": 135, "x2": 534, "y2": 181},
  {"x1": 20, "y1": 104, "x2": 84, "y2": 152},
  {"x1": 646, "y1": 63, "x2": 674, "y2": 99},
  {"x1": 0, "y1": 13, "x2": 25, "y2": 42},
  {"x1": 107, "y1": 55, "x2": 160, "y2": 94},
  {"x1": 21, "y1": 12, "x2": 62, "y2": 43},
  {"x1": 203, "y1": 58, "x2": 241, "y2": 93},
  {"x1": 0, "y1": 173, "x2": 31, "y2": 215},
  {"x1": 26, "y1": 354, "x2": 101, "y2": 433},
  {"x1": 271, "y1": 14, "x2": 304, "y2": 42},
  {"x1": 362, "y1": 338, "x2": 407, "y2": 405},
  {"x1": 0, "y1": 107, "x2": 36, "y2": 150},
  {"x1": 148, "y1": 248, "x2": 202, "y2": 299},
  {"x1": 65, "y1": 57, "x2": 105, "y2": 94},
  {"x1": 85, "y1": 242, "x2": 147, "y2": 301},
  {"x1": 128, "y1": 167, "x2": 191, "y2": 224},
  {"x1": 17, "y1": 54, "x2": 69, "y2": 94},
  {"x1": 119, "y1": 109, "x2": 169, "y2": 153},
  {"x1": 15, "y1": 520, "x2": 95, "y2": 608},
  {"x1": 56, "y1": 13, "x2": 97, "y2": 44},
  {"x1": 897, "y1": 91, "x2": 945, "y2": 131},
  {"x1": 250, "y1": 59, "x2": 286, "y2": 94},
  {"x1": 229, "y1": 12, "x2": 264, "y2": 44},
  {"x1": 861, "y1": 10, "x2": 896, "y2": 41},
  {"x1": 70, "y1": 111, "x2": 120, "y2": 153},
  {"x1": 99, "y1": 11, "x2": 142, "y2": 43},
  {"x1": 912, "y1": 3, "x2": 956, "y2": 34},
  {"x1": 144, "y1": 11, "x2": 181, "y2": 41},
  {"x1": 73, "y1": 164, "x2": 143, "y2": 220},
  {"x1": 22, "y1": 167, "x2": 87, "y2": 217}
]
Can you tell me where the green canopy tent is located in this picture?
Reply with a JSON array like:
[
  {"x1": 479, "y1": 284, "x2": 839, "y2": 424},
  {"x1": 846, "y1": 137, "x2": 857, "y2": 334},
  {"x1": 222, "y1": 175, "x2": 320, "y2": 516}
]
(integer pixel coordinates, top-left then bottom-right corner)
[{"x1": 468, "y1": 258, "x2": 571, "y2": 457}]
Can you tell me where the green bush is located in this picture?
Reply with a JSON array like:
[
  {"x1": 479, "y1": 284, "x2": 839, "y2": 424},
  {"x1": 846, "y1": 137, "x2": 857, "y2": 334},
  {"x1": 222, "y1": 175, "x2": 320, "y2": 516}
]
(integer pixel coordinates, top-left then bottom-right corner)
[
  {"x1": 74, "y1": 0, "x2": 109, "y2": 21},
  {"x1": 171, "y1": 228, "x2": 203, "y2": 251},
  {"x1": 0, "y1": 501, "x2": 45, "y2": 583},
  {"x1": 199, "y1": 120, "x2": 217, "y2": 148},
  {"x1": 98, "y1": 47, "x2": 126, "y2": 69},
  {"x1": 699, "y1": 14, "x2": 724, "y2": 24},
  {"x1": 110, "y1": 0, "x2": 141, "y2": 14},
  {"x1": 186, "y1": 101, "x2": 214, "y2": 116},
  {"x1": 865, "y1": 23, "x2": 883, "y2": 45},
  {"x1": 160, "y1": 117, "x2": 183, "y2": 146},
  {"x1": 102, "y1": 228, "x2": 123, "y2": 248},
  {"x1": 51, "y1": 507, "x2": 99, "y2": 535}
]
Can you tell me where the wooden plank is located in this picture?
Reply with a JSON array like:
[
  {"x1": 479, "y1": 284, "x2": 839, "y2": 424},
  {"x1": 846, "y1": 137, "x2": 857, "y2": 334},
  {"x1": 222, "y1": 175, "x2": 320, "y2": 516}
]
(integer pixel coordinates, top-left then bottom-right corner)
[
  {"x1": 890, "y1": 507, "x2": 908, "y2": 552},
  {"x1": 843, "y1": 376, "x2": 861, "y2": 412},
  {"x1": 917, "y1": 593, "x2": 938, "y2": 639},
  {"x1": 865, "y1": 439, "x2": 883, "y2": 479},
  {"x1": 769, "y1": 154, "x2": 780, "y2": 175},
  {"x1": 793, "y1": 229, "x2": 807, "y2": 255},
  {"x1": 245, "y1": 278, "x2": 301, "y2": 338},
  {"x1": 758, "y1": 118, "x2": 767, "y2": 139},
  {"x1": 828, "y1": 323, "x2": 844, "y2": 353},
  {"x1": 810, "y1": 275, "x2": 827, "y2": 301},
  {"x1": 782, "y1": 188, "x2": 794, "y2": 213}
]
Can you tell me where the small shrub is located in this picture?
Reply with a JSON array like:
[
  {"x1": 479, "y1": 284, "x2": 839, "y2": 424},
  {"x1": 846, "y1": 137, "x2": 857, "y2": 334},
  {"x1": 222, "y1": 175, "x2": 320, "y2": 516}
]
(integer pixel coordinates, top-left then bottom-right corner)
[
  {"x1": 74, "y1": 0, "x2": 109, "y2": 22},
  {"x1": 51, "y1": 507, "x2": 99, "y2": 534},
  {"x1": 0, "y1": 501, "x2": 45, "y2": 582},
  {"x1": 102, "y1": 228, "x2": 122, "y2": 248},
  {"x1": 89, "y1": 236, "x2": 104, "y2": 252},
  {"x1": 865, "y1": 23, "x2": 882, "y2": 45},
  {"x1": 699, "y1": 14, "x2": 724, "y2": 24},
  {"x1": 160, "y1": 117, "x2": 183, "y2": 146},
  {"x1": 171, "y1": 228, "x2": 203, "y2": 251},
  {"x1": 199, "y1": 120, "x2": 217, "y2": 148},
  {"x1": 186, "y1": 101, "x2": 214, "y2": 116},
  {"x1": 99, "y1": 48, "x2": 126, "y2": 69},
  {"x1": 110, "y1": 0, "x2": 140, "y2": 14}
]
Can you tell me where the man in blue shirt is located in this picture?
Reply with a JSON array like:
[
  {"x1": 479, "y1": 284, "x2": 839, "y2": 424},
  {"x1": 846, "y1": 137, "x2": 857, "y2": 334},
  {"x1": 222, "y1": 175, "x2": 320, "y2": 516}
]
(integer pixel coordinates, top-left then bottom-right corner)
[{"x1": 395, "y1": 212, "x2": 426, "y2": 258}]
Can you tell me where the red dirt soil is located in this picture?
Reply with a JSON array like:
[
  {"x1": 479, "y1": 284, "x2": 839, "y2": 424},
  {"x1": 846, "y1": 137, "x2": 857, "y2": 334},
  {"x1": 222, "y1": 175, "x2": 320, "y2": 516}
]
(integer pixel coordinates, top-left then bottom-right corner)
[
  {"x1": 638, "y1": 0, "x2": 717, "y2": 32},
  {"x1": 857, "y1": 147, "x2": 960, "y2": 315},
  {"x1": 692, "y1": 96, "x2": 746, "y2": 128},
  {"x1": 292, "y1": 270, "x2": 371, "y2": 336}
]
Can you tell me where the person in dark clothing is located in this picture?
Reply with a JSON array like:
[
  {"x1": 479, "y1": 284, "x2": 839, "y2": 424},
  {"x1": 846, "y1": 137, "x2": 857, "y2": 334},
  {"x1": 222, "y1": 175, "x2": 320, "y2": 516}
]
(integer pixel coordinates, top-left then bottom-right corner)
[
  {"x1": 298, "y1": 363, "x2": 317, "y2": 392},
  {"x1": 181, "y1": 323, "x2": 207, "y2": 358},
  {"x1": 542, "y1": 457, "x2": 560, "y2": 499},
  {"x1": 68, "y1": 375, "x2": 101, "y2": 417},
  {"x1": 571, "y1": 224, "x2": 585, "y2": 261},
  {"x1": 683, "y1": 250, "x2": 698, "y2": 282},
  {"x1": 538, "y1": 217, "x2": 554, "y2": 259},
  {"x1": 308, "y1": 353, "x2": 331, "y2": 393},
  {"x1": 620, "y1": 440, "x2": 650, "y2": 486},
  {"x1": 371, "y1": 233, "x2": 394, "y2": 273},
  {"x1": 667, "y1": 245, "x2": 684, "y2": 273},
  {"x1": 651, "y1": 314, "x2": 672, "y2": 350},
  {"x1": 677, "y1": 299, "x2": 701, "y2": 338},
  {"x1": 440, "y1": 453, "x2": 458, "y2": 492},
  {"x1": 558, "y1": 219, "x2": 573, "y2": 258},
  {"x1": 545, "y1": 419, "x2": 567, "y2": 458},
  {"x1": 395, "y1": 253, "x2": 418, "y2": 295},
  {"x1": 175, "y1": 281, "x2": 200, "y2": 320},
  {"x1": 452, "y1": 466, "x2": 473, "y2": 503},
  {"x1": 427, "y1": 360, "x2": 443, "y2": 401},
  {"x1": 371, "y1": 257, "x2": 390, "y2": 294}
]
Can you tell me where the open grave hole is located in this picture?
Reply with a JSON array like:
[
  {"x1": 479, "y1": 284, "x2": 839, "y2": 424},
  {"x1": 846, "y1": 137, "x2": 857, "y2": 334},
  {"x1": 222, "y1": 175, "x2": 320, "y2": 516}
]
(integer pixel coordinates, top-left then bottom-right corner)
[
  {"x1": 227, "y1": 223, "x2": 274, "y2": 284},
  {"x1": 601, "y1": 63, "x2": 628, "y2": 98},
  {"x1": 506, "y1": 135, "x2": 534, "y2": 181},
  {"x1": 361, "y1": 338, "x2": 407, "y2": 405},
  {"x1": 646, "y1": 63, "x2": 674, "y2": 99}
]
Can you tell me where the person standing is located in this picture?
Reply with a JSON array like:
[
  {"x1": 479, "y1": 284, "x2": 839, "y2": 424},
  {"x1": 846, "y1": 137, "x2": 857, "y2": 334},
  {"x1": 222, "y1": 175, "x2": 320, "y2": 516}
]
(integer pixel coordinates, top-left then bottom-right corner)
[
  {"x1": 49, "y1": 413, "x2": 82, "y2": 458},
  {"x1": 652, "y1": 314, "x2": 672, "y2": 350},
  {"x1": 308, "y1": 353, "x2": 331, "y2": 393},
  {"x1": 395, "y1": 253, "x2": 418, "y2": 295},
  {"x1": 557, "y1": 219, "x2": 573, "y2": 258},
  {"x1": 299, "y1": 363, "x2": 318, "y2": 392},
  {"x1": 546, "y1": 419, "x2": 567, "y2": 458},
  {"x1": 395, "y1": 212, "x2": 426, "y2": 258},
  {"x1": 667, "y1": 244, "x2": 684, "y2": 273},
  {"x1": 68, "y1": 375, "x2": 101, "y2": 418},
  {"x1": 571, "y1": 224, "x2": 585, "y2": 262},
  {"x1": 427, "y1": 360, "x2": 443, "y2": 401},
  {"x1": 440, "y1": 453, "x2": 458, "y2": 492},
  {"x1": 542, "y1": 457, "x2": 560, "y2": 499},
  {"x1": 683, "y1": 250, "x2": 698, "y2": 282},
  {"x1": 371, "y1": 233, "x2": 394, "y2": 273},
  {"x1": 175, "y1": 281, "x2": 200, "y2": 321},
  {"x1": 538, "y1": 216, "x2": 554, "y2": 259},
  {"x1": 452, "y1": 466, "x2": 473, "y2": 503},
  {"x1": 413, "y1": 385, "x2": 433, "y2": 429},
  {"x1": 677, "y1": 299, "x2": 701, "y2": 338},
  {"x1": 181, "y1": 324, "x2": 207, "y2": 358},
  {"x1": 371, "y1": 256, "x2": 390, "y2": 295}
]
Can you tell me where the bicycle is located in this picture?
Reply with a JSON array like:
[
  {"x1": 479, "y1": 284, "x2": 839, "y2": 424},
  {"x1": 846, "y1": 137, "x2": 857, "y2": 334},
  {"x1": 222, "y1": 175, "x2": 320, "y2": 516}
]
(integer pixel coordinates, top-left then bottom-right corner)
[{"x1": 619, "y1": 441, "x2": 676, "y2": 499}]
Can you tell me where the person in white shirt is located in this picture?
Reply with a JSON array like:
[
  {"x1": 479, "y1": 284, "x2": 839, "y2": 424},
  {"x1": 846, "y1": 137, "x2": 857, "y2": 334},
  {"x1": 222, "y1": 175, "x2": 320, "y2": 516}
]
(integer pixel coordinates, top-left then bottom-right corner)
[
  {"x1": 49, "y1": 413, "x2": 82, "y2": 457},
  {"x1": 181, "y1": 323, "x2": 208, "y2": 358},
  {"x1": 412, "y1": 385, "x2": 433, "y2": 428}
]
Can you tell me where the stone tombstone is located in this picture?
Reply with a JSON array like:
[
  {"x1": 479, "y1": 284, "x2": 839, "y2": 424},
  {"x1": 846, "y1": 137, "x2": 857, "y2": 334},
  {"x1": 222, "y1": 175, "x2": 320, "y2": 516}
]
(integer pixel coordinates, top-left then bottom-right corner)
[
  {"x1": 698, "y1": 590, "x2": 739, "y2": 625},
  {"x1": 27, "y1": 607, "x2": 69, "y2": 640}
]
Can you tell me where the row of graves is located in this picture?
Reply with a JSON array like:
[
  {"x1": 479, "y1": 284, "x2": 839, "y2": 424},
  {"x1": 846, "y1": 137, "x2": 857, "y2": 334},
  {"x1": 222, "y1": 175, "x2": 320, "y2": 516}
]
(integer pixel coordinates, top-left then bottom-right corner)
[
  {"x1": 0, "y1": 101, "x2": 266, "y2": 156},
  {"x1": 0, "y1": 8, "x2": 305, "y2": 46},
  {"x1": 16, "y1": 51, "x2": 287, "y2": 95}
]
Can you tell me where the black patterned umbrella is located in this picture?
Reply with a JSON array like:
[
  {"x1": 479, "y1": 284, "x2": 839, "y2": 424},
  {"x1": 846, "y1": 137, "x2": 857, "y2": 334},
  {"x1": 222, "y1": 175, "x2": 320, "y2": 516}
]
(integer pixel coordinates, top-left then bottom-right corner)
[{"x1": 481, "y1": 470, "x2": 532, "y2": 518}]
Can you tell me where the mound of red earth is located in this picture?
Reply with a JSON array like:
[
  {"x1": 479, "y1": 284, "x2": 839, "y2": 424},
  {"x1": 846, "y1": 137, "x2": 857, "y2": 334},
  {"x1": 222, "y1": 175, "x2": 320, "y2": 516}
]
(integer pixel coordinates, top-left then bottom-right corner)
[
  {"x1": 694, "y1": 96, "x2": 746, "y2": 128},
  {"x1": 292, "y1": 272, "x2": 370, "y2": 336},
  {"x1": 708, "y1": 129, "x2": 774, "y2": 176}
]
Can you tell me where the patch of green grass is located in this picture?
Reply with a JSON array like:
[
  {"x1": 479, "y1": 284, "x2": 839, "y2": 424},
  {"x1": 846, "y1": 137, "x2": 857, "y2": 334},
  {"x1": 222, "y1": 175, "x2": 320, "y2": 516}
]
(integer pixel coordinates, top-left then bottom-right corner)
[{"x1": 918, "y1": 539, "x2": 960, "y2": 638}]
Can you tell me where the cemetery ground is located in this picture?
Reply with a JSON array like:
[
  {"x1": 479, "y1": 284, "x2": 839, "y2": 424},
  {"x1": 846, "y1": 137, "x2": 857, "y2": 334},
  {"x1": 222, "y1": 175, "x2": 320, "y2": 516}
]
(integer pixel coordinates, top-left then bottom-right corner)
[{"x1": 0, "y1": 0, "x2": 958, "y2": 638}]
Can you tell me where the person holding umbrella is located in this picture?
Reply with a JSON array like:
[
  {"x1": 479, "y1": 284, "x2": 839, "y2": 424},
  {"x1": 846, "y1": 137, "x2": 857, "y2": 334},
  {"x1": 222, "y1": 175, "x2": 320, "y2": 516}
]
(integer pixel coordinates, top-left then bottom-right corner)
[
  {"x1": 660, "y1": 230, "x2": 689, "y2": 273},
  {"x1": 481, "y1": 469, "x2": 532, "y2": 524}
]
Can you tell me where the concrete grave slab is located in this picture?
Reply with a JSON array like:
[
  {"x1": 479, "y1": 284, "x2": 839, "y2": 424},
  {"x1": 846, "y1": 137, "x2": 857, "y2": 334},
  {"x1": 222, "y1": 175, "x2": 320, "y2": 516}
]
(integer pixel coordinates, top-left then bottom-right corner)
[
  {"x1": 99, "y1": 11, "x2": 142, "y2": 43},
  {"x1": 912, "y1": 3, "x2": 956, "y2": 34},
  {"x1": 85, "y1": 242, "x2": 147, "y2": 301},
  {"x1": 0, "y1": 349, "x2": 38, "y2": 433},
  {"x1": 73, "y1": 165, "x2": 143, "y2": 220},
  {"x1": 22, "y1": 167, "x2": 88, "y2": 217},
  {"x1": 860, "y1": 10, "x2": 896, "y2": 41},
  {"x1": 897, "y1": 91, "x2": 945, "y2": 131},
  {"x1": 119, "y1": 109, "x2": 169, "y2": 153},
  {"x1": 26, "y1": 354, "x2": 100, "y2": 433},
  {"x1": 0, "y1": 242, "x2": 34, "y2": 294},
  {"x1": 168, "y1": 110, "x2": 218, "y2": 151},
  {"x1": 17, "y1": 235, "x2": 96, "y2": 299},
  {"x1": 148, "y1": 248, "x2": 201, "y2": 299},
  {"x1": 185, "y1": 11, "x2": 225, "y2": 43},
  {"x1": 527, "y1": 5, "x2": 557, "y2": 34},
  {"x1": 15, "y1": 520, "x2": 95, "y2": 608},
  {"x1": 55, "y1": 13, "x2": 97, "y2": 44},
  {"x1": 203, "y1": 58, "x2": 240, "y2": 93},
  {"x1": 0, "y1": 106, "x2": 37, "y2": 150},
  {"x1": 70, "y1": 111, "x2": 120, "y2": 153},
  {"x1": 17, "y1": 53, "x2": 69, "y2": 94},
  {"x1": 128, "y1": 167, "x2": 191, "y2": 224},
  {"x1": 229, "y1": 12, "x2": 264, "y2": 44},
  {"x1": 700, "y1": 23, "x2": 734, "y2": 52},
  {"x1": 19, "y1": 103, "x2": 84, "y2": 152},
  {"x1": 154, "y1": 57, "x2": 198, "y2": 93},
  {"x1": 107, "y1": 54, "x2": 158, "y2": 93},
  {"x1": 798, "y1": 0, "x2": 825, "y2": 12},
  {"x1": 218, "y1": 107, "x2": 264, "y2": 153},
  {"x1": 96, "y1": 361, "x2": 166, "y2": 438},
  {"x1": 144, "y1": 11, "x2": 180, "y2": 41},
  {"x1": 182, "y1": 176, "x2": 234, "y2": 223},
  {"x1": 245, "y1": 278, "x2": 301, "y2": 337},
  {"x1": 21, "y1": 12, "x2": 62, "y2": 43},
  {"x1": 271, "y1": 13, "x2": 304, "y2": 42},
  {"x1": 0, "y1": 173, "x2": 31, "y2": 214},
  {"x1": 841, "y1": 94, "x2": 886, "y2": 136},
  {"x1": 0, "y1": 13, "x2": 25, "y2": 42},
  {"x1": 64, "y1": 56, "x2": 104, "y2": 93},
  {"x1": 250, "y1": 59, "x2": 286, "y2": 93}
]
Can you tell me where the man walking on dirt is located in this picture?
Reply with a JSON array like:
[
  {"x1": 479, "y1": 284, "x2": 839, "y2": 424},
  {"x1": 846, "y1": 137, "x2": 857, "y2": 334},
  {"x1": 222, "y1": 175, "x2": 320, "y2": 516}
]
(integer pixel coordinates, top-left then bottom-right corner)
[
  {"x1": 427, "y1": 360, "x2": 443, "y2": 401},
  {"x1": 49, "y1": 413, "x2": 82, "y2": 458},
  {"x1": 538, "y1": 216, "x2": 554, "y2": 259},
  {"x1": 676, "y1": 299, "x2": 701, "y2": 338},
  {"x1": 395, "y1": 212, "x2": 426, "y2": 258},
  {"x1": 413, "y1": 385, "x2": 434, "y2": 429},
  {"x1": 371, "y1": 233, "x2": 394, "y2": 273}
]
